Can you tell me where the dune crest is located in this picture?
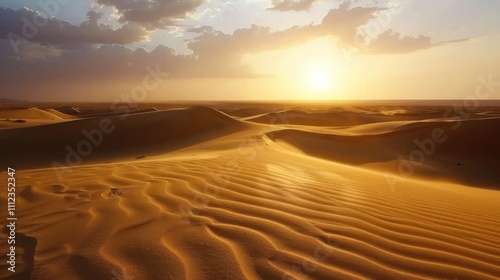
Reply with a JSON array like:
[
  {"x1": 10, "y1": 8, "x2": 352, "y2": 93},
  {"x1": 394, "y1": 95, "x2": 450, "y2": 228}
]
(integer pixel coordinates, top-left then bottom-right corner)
[{"x1": 45, "y1": 109, "x2": 77, "y2": 119}]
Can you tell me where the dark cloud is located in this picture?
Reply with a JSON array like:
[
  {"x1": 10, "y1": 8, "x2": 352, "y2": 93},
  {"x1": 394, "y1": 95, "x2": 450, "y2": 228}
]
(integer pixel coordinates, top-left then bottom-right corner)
[
  {"x1": 96, "y1": 0, "x2": 204, "y2": 29},
  {"x1": 0, "y1": 35, "x2": 260, "y2": 101},
  {"x1": 0, "y1": 7, "x2": 149, "y2": 51},
  {"x1": 0, "y1": 40, "x2": 195, "y2": 99},
  {"x1": 268, "y1": 0, "x2": 318, "y2": 12},
  {"x1": 0, "y1": 41, "x2": 185, "y2": 80},
  {"x1": 184, "y1": 24, "x2": 321, "y2": 78}
]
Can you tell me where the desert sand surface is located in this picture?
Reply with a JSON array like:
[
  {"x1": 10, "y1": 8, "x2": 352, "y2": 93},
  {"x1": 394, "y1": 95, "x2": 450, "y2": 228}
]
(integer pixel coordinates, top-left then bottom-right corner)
[{"x1": 1, "y1": 102, "x2": 500, "y2": 280}]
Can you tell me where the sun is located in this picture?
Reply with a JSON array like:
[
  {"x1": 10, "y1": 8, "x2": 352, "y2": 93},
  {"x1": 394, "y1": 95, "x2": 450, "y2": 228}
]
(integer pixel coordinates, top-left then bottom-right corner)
[
  {"x1": 308, "y1": 71, "x2": 332, "y2": 91},
  {"x1": 298, "y1": 59, "x2": 341, "y2": 99},
  {"x1": 309, "y1": 70, "x2": 333, "y2": 91}
]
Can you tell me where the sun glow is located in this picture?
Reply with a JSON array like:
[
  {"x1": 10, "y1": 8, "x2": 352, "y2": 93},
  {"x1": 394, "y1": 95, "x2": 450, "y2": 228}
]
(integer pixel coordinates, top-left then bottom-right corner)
[
  {"x1": 308, "y1": 70, "x2": 332, "y2": 91},
  {"x1": 305, "y1": 64, "x2": 338, "y2": 99}
]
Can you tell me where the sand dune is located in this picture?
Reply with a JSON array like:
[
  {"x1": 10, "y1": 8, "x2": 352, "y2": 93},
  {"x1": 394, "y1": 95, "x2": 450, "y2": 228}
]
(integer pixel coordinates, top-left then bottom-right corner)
[
  {"x1": 267, "y1": 117, "x2": 500, "y2": 188},
  {"x1": 1, "y1": 105, "x2": 499, "y2": 279},
  {"x1": 0, "y1": 108, "x2": 77, "y2": 130},
  {"x1": 0, "y1": 108, "x2": 64, "y2": 120},
  {"x1": 44, "y1": 109, "x2": 77, "y2": 120},
  {"x1": 74, "y1": 107, "x2": 161, "y2": 118},
  {"x1": 243, "y1": 109, "x2": 455, "y2": 127},
  {"x1": 0, "y1": 107, "x2": 248, "y2": 169},
  {"x1": 222, "y1": 108, "x2": 274, "y2": 118},
  {"x1": 55, "y1": 107, "x2": 81, "y2": 115}
]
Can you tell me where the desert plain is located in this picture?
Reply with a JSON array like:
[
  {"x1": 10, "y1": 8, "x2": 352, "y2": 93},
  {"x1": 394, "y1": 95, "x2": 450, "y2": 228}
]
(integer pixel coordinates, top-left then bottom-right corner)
[{"x1": 0, "y1": 101, "x2": 499, "y2": 280}]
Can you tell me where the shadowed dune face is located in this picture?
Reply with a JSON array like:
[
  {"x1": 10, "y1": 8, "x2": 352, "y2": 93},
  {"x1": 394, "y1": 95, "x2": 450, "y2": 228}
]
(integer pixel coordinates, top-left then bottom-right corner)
[
  {"x1": 267, "y1": 117, "x2": 500, "y2": 188},
  {"x1": 0, "y1": 107, "x2": 249, "y2": 169},
  {"x1": 1, "y1": 104, "x2": 500, "y2": 279}
]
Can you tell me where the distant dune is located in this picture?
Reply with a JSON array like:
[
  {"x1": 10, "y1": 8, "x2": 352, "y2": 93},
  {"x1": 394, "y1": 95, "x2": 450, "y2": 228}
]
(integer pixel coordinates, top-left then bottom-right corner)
[
  {"x1": 1, "y1": 104, "x2": 499, "y2": 280},
  {"x1": 0, "y1": 108, "x2": 77, "y2": 129},
  {"x1": 56, "y1": 107, "x2": 81, "y2": 115},
  {"x1": 243, "y1": 109, "x2": 451, "y2": 126},
  {"x1": 0, "y1": 108, "x2": 64, "y2": 120},
  {"x1": 45, "y1": 109, "x2": 77, "y2": 119},
  {"x1": 221, "y1": 107, "x2": 273, "y2": 118},
  {"x1": 73, "y1": 107, "x2": 162, "y2": 118}
]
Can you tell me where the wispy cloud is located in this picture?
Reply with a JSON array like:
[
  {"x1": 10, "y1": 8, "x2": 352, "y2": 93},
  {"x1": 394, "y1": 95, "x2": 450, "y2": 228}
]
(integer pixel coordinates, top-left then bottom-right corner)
[{"x1": 268, "y1": 0, "x2": 319, "y2": 12}]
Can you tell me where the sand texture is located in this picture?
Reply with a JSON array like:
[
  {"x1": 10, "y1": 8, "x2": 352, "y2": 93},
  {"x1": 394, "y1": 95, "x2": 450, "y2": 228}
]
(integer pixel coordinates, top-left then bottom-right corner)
[{"x1": 0, "y1": 104, "x2": 499, "y2": 280}]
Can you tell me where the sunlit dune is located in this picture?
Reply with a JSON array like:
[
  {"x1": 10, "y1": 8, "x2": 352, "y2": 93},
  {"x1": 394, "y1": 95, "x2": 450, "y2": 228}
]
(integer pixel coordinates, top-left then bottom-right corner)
[
  {"x1": 0, "y1": 108, "x2": 76, "y2": 130},
  {"x1": 1, "y1": 104, "x2": 500, "y2": 280}
]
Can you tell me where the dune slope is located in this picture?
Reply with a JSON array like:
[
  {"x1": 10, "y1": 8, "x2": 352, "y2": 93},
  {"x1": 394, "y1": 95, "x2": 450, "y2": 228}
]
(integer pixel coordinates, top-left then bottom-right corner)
[
  {"x1": 267, "y1": 117, "x2": 500, "y2": 188},
  {"x1": 0, "y1": 107, "x2": 248, "y2": 169},
  {"x1": 1, "y1": 141, "x2": 500, "y2": 280}
]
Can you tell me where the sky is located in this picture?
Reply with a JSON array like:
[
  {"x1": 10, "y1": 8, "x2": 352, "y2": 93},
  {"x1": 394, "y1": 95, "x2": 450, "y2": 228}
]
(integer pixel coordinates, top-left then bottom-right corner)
[{"x1": 0, "y1": 0, "x2": 499, "y2": 102}]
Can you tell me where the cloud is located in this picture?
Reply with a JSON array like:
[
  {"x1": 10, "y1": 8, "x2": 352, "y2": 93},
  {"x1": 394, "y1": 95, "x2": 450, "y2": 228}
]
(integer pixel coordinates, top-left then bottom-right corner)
[
  {"x1": 95, "y1": 0, "x2": 205, "y2": 29},
  {"x1": 320, "y1": 2, "x2": 384, "y2": 44},
  {"x1": 433, "y1": 38, "x2": 473, "y2": 47},
  {"x1": 0, "y1": 41, "x2": 185, "y2": 79},
  {"x1": 186, "y1": 3, "x2": 382, "y2": 58},
  {"x1": 187, "y1": 24, "x2": 317, "y2": 56},
  {"x1": 187, "y1": 2, "x2": 467, "y2": 60},
  {"x1": 0, "y1": 7, "x2": 150, "y2": 48},
  {"x1": 0, "y1": 40, "x2": 196, "y2": 99},
  {"x1": 0, "y1": 34, "x2": 260, "y2": 97},
  {"x1": 365, "y1": 29, "x2": 432, "y2": 53},
  {"x1": 181, "y1": 2, "x2": 469, "y2": 75},
  {"x1": 185, "y1": 23, "x2": 332, "y2": 77},
  {"x1": 177, "y1": 3, "x2": 384, "y2": 77},
  {"x1": 268, "y1": 0, "x2": 318, "y2": 12},
  {"x1": 0, "y1": 2, "x2": 444, "y2": 95},
  {"x1": 0, "y1": 2, "x2": 472, "y2": 101},
  {"x1": 365, "y1": 29, "x2": 472, "y2": 54}
]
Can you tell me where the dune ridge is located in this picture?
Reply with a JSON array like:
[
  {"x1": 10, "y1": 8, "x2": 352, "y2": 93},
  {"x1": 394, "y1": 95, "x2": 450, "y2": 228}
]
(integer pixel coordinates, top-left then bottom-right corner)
[{"x1": 44, "y1": 109, "x2": 77, "y2": 120}]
